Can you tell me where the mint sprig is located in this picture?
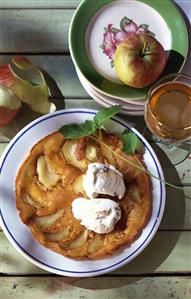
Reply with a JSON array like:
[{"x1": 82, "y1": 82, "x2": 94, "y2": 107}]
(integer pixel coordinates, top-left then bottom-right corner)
[
  {"x1": 59, "y1": 106, "x2": 144, "y2": 155},
  {"x1": 59, "y1": 120, "x2": 95, "y2": 139},
  {"x1": 59, "y1": 106, "x2": 191, "y2": 198},
  {"x1": 122, "y1": 129, "x2": 145, "y2": 155},
  {"x1": 59, "y1": 105, "x2": 121, "y2": 139},
  {"x1": 59, "y1": 105, "x2": 144, "y2": 155}
]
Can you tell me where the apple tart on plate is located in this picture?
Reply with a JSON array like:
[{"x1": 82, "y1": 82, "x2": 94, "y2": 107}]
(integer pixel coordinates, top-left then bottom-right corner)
[{"x1": 15, "y1": 130, "x2": 152, "y2": 259}]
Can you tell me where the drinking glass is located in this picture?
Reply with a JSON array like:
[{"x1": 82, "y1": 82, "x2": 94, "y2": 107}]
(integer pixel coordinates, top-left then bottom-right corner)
[{"x1": 144, "y1": 73, "x2": 191, "y2": 165}]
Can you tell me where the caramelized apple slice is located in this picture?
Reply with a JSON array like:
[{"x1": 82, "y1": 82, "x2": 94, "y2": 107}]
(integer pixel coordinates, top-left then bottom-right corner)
[
  {"x1": 45, "y1": 226, "x2": 71, "y2": 242},
  {"x1": 61, "y1": 230, "x2": 88, "y2": 250},
  {"x1": 22, "y1": 192, "x2": 45, "y2": 209},
  {"x1": 44, "y1": 133, "x2": 66, "y2": 175},
  {"x1": 72, "y1": 174, "x2": 86, "y2": 196},
  {"x1": 36, "y1": 155, "x2": 60, "y2": 188},
  {"x1": 87, "y1": 234, "x2": 105, "y2": 255},
  {"x1": 62, "y1": 140, "x2": 88, "y2": 170},
  {"x1": 45, "y1": 222, "x2": 83, "y2": 243},
  {"x1": 85, "y1": 144, "x2": 97, "y2": 161},
  {"x1": 33, "y1": 208, "x2": 65, "y2": 229}
]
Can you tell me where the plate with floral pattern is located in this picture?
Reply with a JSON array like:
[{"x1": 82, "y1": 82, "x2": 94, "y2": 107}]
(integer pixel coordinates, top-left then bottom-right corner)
[{"x1": 69, "y1": 0, "x2": 188, "y2": 100}]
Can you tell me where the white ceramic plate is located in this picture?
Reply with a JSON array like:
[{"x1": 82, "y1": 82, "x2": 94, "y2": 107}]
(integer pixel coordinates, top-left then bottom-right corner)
[
  {"x1": 76, "y1": 67, "x2": 146, "y2": 107},
  {"x1": 76, "y1": 68, "x2": 145, "y2": 115},
  {"x1": 69, "y1": 0, "x2": 188, "y2": 100},
  {"x1": 0, "y1": 109, "x2": 165, "y2": 277},
  {"x1": 81, "y1": 80, "x2": 144, "y2": 116}
]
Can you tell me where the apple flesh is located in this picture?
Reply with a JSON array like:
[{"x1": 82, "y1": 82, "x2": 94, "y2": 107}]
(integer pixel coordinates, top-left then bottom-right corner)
[
  {"x1": 0, "y1": 86, "x2": 21, "y2": 127},
  {"x1": 114, "y1": 34, "x2": 167, "y2": 88}
]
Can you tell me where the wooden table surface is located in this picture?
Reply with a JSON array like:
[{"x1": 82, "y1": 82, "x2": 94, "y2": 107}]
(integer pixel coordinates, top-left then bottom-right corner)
[{"x1": 0, "y1": 1, "x2": 191, "y2": 298}]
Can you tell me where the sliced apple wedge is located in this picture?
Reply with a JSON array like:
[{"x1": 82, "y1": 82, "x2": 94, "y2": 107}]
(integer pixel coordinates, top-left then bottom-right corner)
[
  {"x1": 61, "y1": 230, "x2": 88, "y2": 250},
  {"x1": 22, "y1": 192, "x2": 45, "y2": 209},
  {"x1": 45, "y1": 226, "x2": 71, "y2": 242},
  {"x1": 62, "y1": 140, "x2": 88, "y2": 170},
  {"x1": 72, "y1": 174, "x2": 86, "y2": 196},
  {"x1": 33, "y1": 208, "x2": 65, "y2": 229},
  {"x1": 36, "y1": 155, "x2": 60, "y2": 188},
  {"x1": 85, "y1": 144, "x2": 97, "y2": 161}
]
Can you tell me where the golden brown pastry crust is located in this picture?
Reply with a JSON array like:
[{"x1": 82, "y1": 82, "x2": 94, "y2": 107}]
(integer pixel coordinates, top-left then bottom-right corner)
[{"x1": 15, "y1": 130, "x2": 152, "y2": 259}]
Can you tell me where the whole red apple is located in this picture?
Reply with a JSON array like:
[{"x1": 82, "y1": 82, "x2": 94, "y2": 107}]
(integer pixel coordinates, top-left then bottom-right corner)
[{"x1": 114, "y1": 34, "x2": 167, "y2": 88}]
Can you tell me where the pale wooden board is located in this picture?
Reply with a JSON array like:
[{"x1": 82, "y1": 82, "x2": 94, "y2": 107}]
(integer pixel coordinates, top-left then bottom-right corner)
[
  {"x1": 1, "y1": 231, "x2": 191, "y2": 275},
  {"x1": 1, "y1": 276, "x2": 191, "y2": 299},
  {"x1": 159, "y1": 186, "x2": 191, "y2": 230},
  {"x1": 0, "y1": 0, "x2": 80, "y2": 8},
  {"x1": 0, "y1": 9, "x2": 73, "y2": 52},
  {"x1": 0, "y1": 142, "x2": 7, "y2": 155}
]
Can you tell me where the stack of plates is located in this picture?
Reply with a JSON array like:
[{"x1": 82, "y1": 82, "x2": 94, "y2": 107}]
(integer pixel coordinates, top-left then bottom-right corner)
[
  {"x1": 76, "y1": 67, "x2": 145, "y2": 115},
  {"x1": 69, "y1": 0, "x2": 188, "y2": 115}
]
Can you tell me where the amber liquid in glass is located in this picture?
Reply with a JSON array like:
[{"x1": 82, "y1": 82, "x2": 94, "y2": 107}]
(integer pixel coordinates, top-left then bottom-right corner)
[{"x1": 145, "y1": 82, "x2": 191, "y2": 142}]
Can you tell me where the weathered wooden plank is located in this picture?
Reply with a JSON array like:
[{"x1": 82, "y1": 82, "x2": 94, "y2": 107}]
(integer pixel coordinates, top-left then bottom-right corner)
[
  {"x1": 1, "y1": 0, "x2": 80, "y2": 9},
  {"x1": 1, "y1": 231, "x2": 191, "y2": 275},
  {"x1": 0, "y1": 9, "x2": 73, "y2": 53},
  {"x1": 1, "y1": 276, "x2": 190, "y2": 299}
]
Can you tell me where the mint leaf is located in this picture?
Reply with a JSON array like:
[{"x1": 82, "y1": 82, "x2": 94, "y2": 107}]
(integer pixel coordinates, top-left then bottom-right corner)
[
  {"x1": 120, "y1": 16, "x2": 131, "y2": 29},
  {"x1": 59, "y1": 120, "x2": 95, "y2": 139},
  {"x1": 59, "y1": 106, "x2": 121, "y2": 139},
  {"x1": 94, "y1": 105, "x2": 121, "y2": 128},
  {"x1": 111, "y1": 27, "x2": 119, "y2": 33},
  {"x1": 122, "y1": 129, "x2": 145, "y2": 155},
  {"x1": 138, "y1": 24, "x2": 149, "y2": 30}
]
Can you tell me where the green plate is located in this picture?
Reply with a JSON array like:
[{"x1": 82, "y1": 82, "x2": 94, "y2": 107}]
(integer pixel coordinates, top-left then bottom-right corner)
[{"x1": 69, "y1": 0, "x2": 188, "y2": 100}]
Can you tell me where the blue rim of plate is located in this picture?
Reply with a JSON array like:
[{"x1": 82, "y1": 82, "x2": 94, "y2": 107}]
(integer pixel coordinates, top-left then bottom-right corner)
[
  {"x1": 69, "y1": 0, "x2": 188, "y2": 100},
  {"x1": 0, "y1": 109, "x2": 165, "y2": 276}
]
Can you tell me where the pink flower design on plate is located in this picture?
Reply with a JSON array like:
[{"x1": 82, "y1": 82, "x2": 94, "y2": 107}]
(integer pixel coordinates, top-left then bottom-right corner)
[
  {"x1": 100, "y1": 16, "x2": 155, "y2": 67},
  {"x1": 102, "y1": 24, "x2": 117, "y2": 59}
]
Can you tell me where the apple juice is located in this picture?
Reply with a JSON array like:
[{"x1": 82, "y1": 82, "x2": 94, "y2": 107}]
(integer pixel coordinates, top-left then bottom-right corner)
[{"x1": 145, "y1": 81, "x2": 191, "y2": 143}]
